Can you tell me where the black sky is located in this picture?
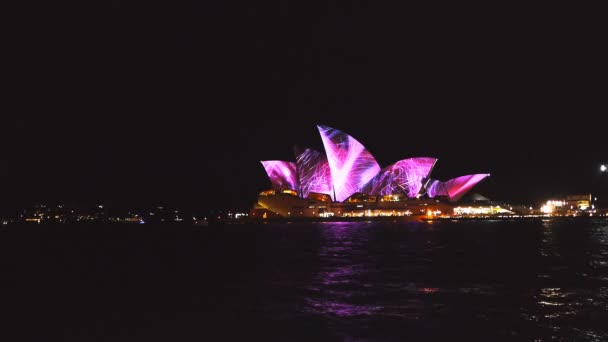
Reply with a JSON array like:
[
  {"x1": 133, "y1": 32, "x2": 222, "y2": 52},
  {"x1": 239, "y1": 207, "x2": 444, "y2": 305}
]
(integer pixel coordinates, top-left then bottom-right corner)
[{"x1": 4, "y1": 3, "x2": 607, "y2": 213}]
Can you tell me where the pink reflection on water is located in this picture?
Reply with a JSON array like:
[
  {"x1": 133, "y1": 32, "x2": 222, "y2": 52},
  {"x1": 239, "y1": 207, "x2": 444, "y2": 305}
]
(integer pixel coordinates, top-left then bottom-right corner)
[
  {"x1": 302, "y1": 222, "x2": 385, "y2": 317},
  {"x1": 418, "y1": 287, "x2": 440, "y2": 294},
  {"x1": 304, "y1": 298, "x2": 383, "y2": 317}
]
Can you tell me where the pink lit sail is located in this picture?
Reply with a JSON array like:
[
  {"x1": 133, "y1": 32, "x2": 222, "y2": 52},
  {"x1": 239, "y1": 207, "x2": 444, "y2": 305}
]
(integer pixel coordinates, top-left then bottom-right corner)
[
  {"x1": 425, "y1": 179, "x2": 448, "y2": 198},
  {"x1": 362, "y1": 157, "x2": 437, "y2": 197},
  {"x1": 442, "y1": 174, "x2": 490, "y2": 202},
  {"x1": 260, "y1": 160, "x2": 299, "y2": 191},
  {"x1": 259, "y1": 125, "x2": 488, "y2": 207},
  {"x1": 294, "y1": 148, "x2": 333, "y2": 199},
  {"x1": 317, "y1": 125, "x2": 381, "y2": 202}
]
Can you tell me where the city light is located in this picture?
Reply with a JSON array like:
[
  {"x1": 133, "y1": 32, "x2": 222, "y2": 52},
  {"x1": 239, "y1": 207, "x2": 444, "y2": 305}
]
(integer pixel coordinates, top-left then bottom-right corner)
[{"x1": 601, "y1": 164, "x2": 607, "y2": 172}]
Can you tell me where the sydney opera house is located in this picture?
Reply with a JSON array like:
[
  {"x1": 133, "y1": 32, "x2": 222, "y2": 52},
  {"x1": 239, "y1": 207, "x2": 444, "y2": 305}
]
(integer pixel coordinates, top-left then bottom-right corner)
[{"x1": 252, "y1": 125, "x2": 495, "y2": 221}]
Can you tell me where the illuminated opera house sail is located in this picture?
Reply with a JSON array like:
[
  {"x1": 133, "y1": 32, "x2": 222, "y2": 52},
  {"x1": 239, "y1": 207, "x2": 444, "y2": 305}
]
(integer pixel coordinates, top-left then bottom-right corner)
[{"x1": 254, "y1": 125, "x2": 490, "y2": 219}]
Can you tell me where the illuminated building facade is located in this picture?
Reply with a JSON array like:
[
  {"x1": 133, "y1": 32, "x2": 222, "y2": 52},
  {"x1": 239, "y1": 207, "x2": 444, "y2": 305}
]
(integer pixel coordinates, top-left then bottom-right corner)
[
  {"x1": 253, "y1": 125, "x2": 490, "y2": 220},
  {"x1": 540, "y1": 194, "x2": 595, "y2": 216}
]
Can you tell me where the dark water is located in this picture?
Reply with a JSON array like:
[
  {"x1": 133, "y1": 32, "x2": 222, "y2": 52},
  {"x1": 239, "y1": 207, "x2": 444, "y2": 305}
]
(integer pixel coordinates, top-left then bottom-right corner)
[{"x1": 1, "y1": 219, "x2": 608, "y2": 341}]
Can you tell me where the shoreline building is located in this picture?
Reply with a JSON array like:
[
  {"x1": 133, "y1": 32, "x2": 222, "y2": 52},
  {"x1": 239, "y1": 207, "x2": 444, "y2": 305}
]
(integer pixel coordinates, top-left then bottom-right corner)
[
  {"x1": 540, "y1": 194, "x2": 600, "y2": 216},
  {"x1": 251, "y1": 125, "x2": 497, "y2": 221}
]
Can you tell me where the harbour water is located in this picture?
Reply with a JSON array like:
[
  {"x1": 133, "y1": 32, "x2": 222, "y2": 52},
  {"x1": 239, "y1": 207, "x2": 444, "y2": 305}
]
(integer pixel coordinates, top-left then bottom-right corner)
[{"x1": 1, "y1": 218, "x2": 607, "y2": 341}]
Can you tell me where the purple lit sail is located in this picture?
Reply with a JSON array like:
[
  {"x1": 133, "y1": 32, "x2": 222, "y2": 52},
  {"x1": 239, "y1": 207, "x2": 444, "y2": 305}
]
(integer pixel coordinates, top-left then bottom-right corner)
[
  {"x1": 260, "y1": 125, "x2": 488, "y2": 206},
  {"x1": 317, "y1": 125, "x2": 381, "y2": 202},
  {"x1": 442, "y1": 174, "x2": 490, "y2": 202},
  {"x1": 260, "y1": 160, "x2": 299, "y2": 191},
  {"x1": 295, "y1": 148, "x2": 333, "y2": 199},
  {"x1": 425, "y1": 179, "x2": 448, "y2": 198},
  {"x1": 362, "y1": 157, "x2": 437, "y2": 197}
]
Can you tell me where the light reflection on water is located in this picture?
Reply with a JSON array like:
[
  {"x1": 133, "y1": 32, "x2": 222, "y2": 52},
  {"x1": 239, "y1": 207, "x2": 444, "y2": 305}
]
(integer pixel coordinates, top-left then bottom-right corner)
[
  {"x1": 514, "y1": 219, "x2": 608, "y2": 341},
  {"x1": 306, "y1": 222, "x2": 382, "y2": 318},
  {"x1": 271, "y1": 219, "x2": 608, "y2": 340},
  {"x1": 4, "y1": 218, "x2": 607, "y2": 341}
]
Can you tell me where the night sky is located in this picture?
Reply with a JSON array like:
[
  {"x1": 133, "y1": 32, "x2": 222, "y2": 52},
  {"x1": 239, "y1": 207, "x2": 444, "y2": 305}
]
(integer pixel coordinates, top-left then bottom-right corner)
[{"x1": 3, "y1": 3, "x2": 607, "y2": 213}]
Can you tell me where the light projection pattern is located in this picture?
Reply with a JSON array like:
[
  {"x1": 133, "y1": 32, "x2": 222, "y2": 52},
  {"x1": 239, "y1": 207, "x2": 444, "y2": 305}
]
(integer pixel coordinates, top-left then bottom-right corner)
[
  {"x1": 443, "y1": 174, "x2": 490, "y2": 202},
  {"x1": 361, "y1": 157, "x2": 437, "y2": 197},
  {"x1": 426, "y1": 179, "x2": 448, "y2": 198},
  {"x1": 428, "y1": 174, "x2": 490, "y2": 202},
  {"x1": 317, "y1": 125, "x2": 381, "y2": 202},
  {"x1": 295, "y1": 148, "x2": 333, "y2": 199},
  {"x1": 260, "y1": 161, "x2": 299, "y2": 191}
]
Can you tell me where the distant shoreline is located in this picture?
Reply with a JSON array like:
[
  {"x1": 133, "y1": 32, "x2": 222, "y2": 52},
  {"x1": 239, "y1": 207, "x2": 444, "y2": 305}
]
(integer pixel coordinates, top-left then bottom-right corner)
[{"x1": 243, "y1": 215, "x2": 607, "y2": 225}]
